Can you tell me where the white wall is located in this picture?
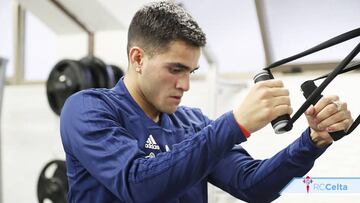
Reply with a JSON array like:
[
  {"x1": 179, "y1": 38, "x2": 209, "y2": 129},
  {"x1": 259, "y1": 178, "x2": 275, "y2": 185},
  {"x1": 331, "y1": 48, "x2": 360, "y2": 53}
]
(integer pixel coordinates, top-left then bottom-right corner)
[
  {"x1": 22, "y1": 10, "x2": 127, "y2": 81},
  {"x1": 2, "y1": 84, "x2": 63, "y2": 203},
  {"x1": 57, "y1": 33, "x2": 88, "y2": 60},
  {"x1": 180, "y1": 0, "x2": 266, "y2": 73},
  {"x1": 23, "y1": 28, "x2": 128, "y2": 81},
  {"x1": 55, "y1": 30, "x2": 128, "y2": 75},
  {"x1": 94, "y1": 30, "x2": 128, "y2": 69},
  {"x1": 24, "y1": 11, "x2": 59, "y2": 81},
  {"x1": 263, "y1": 0, "x2": 360, "y2": 63}
]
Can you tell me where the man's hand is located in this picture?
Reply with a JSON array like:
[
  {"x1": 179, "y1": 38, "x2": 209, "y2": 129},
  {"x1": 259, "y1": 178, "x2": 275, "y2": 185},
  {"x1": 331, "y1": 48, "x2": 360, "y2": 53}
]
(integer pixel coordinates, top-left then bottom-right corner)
[
  {"x1": 305, "y1": 95, "x2": 353, "y2": 148},
  {"x1": 233, "y1": 79, "x2": 292, "y2": 133}
]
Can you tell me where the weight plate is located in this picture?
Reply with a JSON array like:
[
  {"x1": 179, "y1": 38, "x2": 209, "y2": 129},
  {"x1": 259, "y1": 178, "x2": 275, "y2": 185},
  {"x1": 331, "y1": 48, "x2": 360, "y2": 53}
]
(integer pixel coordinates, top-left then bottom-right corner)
[
  {"x1": 46, "y1": 60, "x2": 85, "y2": 115},
  {"x1": 80, "y1": 56, "x2": 109, "y2": 88},
  {"x1": 37, "y1": 160, "x2": 68, "y2": 203},
  {"x1": 109, "y1": 65, "x2": 124, "y2": 86}
]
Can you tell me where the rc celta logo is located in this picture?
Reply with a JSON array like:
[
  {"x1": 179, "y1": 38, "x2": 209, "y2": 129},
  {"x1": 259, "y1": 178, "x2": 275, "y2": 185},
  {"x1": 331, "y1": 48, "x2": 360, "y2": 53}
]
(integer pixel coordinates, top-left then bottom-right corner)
[
  {"x1": 280, "y1": 177, "x2": 360, "y2": 195},
  {"x1": 303, "y1": 176, "x2": 313, "y2": 193}
]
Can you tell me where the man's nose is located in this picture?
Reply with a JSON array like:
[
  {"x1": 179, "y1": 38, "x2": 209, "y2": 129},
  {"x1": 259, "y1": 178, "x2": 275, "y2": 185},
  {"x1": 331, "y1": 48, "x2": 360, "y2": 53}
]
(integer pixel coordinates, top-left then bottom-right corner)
[{"x1": 176, "y1": 74, "x2": 190, "y2": 92}]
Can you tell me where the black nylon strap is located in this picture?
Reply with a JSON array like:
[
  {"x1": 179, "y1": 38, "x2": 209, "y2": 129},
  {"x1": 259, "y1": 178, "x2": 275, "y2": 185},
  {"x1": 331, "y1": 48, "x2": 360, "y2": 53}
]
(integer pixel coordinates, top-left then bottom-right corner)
[
  {"x1": 287, "y1": 42, "x2": 360, "y2": 128},
  {"x1": 314, "y1": 61, "x2": 360, "y2": 81},
  {"x1": 262, "y1": 27, "x2": 360, "y2": 137},
  {"x1": 265, "y1": 28, "x2": 360, "y2": 70}
]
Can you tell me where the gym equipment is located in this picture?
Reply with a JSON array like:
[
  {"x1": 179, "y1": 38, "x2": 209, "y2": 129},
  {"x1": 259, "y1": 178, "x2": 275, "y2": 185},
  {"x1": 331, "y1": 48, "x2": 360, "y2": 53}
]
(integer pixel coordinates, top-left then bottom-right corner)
[
  {"x1": 46, "y1": 56, "x2": 124, "y2": 115},
  {"x1": 253, "y1": 27, "x2": 360, "y2": 141},
  {"x1": 37, "y1": 160, "x2": 68, "y2": 203},
  {"x1": 254, "y1": 71, "x2": 291, "y2": 134}
]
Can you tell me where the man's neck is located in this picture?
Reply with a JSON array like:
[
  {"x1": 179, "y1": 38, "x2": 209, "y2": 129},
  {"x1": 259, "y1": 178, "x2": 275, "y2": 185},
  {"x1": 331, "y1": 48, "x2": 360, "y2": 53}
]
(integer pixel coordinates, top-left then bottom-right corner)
[{"x1": 123, "y1": 75, "x2": 160, "y2": 123}]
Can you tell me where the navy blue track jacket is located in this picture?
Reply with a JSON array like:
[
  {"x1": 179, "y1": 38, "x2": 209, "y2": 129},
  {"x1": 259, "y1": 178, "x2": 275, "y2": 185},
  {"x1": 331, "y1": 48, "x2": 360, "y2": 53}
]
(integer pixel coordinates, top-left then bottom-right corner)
[{"x1": 60, "y1": 78, "x2": 327, "y2": 203}]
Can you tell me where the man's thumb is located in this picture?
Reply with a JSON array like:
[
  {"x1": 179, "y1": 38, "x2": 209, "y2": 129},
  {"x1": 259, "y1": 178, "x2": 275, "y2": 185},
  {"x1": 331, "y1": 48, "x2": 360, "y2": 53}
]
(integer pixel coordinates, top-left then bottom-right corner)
[{"x1": 305, "y1": 105, "x2": 315, "y2": 116}]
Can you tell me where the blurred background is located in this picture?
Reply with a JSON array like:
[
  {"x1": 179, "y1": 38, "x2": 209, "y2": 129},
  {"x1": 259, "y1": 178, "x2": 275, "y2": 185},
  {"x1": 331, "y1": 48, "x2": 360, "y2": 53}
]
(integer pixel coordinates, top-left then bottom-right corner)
[{"x1": 0, "y1": 0, "x2": 360, "y2": 202}]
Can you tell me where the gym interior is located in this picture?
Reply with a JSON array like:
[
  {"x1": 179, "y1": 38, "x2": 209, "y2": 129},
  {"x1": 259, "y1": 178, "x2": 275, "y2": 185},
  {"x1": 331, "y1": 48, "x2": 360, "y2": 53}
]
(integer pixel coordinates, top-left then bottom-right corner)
[{"x1": 0, "y1": 0, "x2": 360, "y2": 202}]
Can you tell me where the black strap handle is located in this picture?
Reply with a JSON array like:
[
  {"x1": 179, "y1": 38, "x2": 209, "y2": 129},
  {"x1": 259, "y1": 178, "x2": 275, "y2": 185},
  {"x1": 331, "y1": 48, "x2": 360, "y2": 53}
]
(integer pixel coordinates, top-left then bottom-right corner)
[
  {"x1": 301, "y1": 80, "x2": 346, "y2": 141},
  {"x1": 286, "y1": 42, "x2": 360, "y2": 129},
  {"x1": 253, "y1": 71, "x2": 292, "y2": 134}
]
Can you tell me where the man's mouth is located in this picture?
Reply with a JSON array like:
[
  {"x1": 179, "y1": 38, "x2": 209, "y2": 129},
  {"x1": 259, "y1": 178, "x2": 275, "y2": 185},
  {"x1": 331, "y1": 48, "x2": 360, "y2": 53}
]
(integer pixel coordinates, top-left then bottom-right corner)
[{"x1": 170, "y1": 96, "x2": 182, "y2": 102}]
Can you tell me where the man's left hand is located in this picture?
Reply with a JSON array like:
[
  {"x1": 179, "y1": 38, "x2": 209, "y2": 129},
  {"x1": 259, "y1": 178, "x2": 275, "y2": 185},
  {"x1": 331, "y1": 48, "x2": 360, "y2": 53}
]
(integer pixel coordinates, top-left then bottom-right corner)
[{"x1": 305, "y1": 95, "x2": 353, "y2": 148}]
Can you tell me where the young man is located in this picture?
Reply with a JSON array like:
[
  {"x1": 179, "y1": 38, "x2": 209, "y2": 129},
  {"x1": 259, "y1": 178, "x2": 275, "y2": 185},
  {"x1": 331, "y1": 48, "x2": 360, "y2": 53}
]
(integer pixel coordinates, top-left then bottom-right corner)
[{"x1": 60, "y1": 1, "x2": 353, "y2": 202}]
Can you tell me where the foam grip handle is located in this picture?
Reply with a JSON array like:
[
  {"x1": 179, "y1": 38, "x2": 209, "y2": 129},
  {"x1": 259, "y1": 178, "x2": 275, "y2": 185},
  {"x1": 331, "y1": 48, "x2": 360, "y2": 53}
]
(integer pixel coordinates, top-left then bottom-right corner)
[
  {"x1": 253, "y1": 71, "x2": 291, "y2": 134},
  {"x1": 301, "y1": 80, "x2": 346, "y2": 141}
]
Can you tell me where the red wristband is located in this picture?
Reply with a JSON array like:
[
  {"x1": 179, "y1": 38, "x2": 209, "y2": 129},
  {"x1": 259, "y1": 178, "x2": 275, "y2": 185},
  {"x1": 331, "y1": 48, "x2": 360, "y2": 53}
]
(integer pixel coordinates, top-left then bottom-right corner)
[{"x1": 238, "y1": 124, "x2": 251, "y2": 138}]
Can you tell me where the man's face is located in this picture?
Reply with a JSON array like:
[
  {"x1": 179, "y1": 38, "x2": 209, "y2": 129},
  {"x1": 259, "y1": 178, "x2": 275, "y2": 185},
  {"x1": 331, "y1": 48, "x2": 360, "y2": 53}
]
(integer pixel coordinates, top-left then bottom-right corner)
[{"x1": 138, "y1": 40, "x2": 201, "y2": 114}]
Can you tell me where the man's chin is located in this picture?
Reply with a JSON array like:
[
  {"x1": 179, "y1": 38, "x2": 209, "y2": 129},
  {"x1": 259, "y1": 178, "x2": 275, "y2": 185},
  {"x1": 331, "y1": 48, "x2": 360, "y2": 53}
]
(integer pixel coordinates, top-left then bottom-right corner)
[{"x1": 161, "y1": 106, "x2": 178, "y2": 114}]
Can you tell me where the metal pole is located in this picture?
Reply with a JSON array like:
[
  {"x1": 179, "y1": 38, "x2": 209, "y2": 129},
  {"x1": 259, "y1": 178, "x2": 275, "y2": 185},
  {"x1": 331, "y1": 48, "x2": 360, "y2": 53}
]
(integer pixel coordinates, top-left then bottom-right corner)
[
  {"x1": 255, "y1": 0, "x2": 274, "y2": 66},
  {"x1": 0, "y1": 58, "x2": 8, "y2": 203},
  {"x1": 13, "y1": 4, "x2": 25, "y2": 84},
  {"x1": 88, "y1": 32, "x2": 95, "y2": 57}
]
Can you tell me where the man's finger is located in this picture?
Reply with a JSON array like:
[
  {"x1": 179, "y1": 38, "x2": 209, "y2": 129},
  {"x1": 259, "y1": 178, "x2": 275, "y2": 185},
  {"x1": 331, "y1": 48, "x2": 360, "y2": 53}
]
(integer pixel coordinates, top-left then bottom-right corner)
[
  {"x1": 258, "y1": 79, "x2": 284, "y2": 88},
  {"x1": 269, "y1": 88, "x2": 289, "y2": 97},
  {"x1": 316, "y1": 101, "x2": 346, "y2": 122},
  {"x1": 317, "y1": 110, "x2": 349, "y2": 130},
  {"x1": 314, "y1": 95, "x2": 340, "y2": 116},
  {"x1": 326, "y1": 118, "x2": 353, "y2": 132}
]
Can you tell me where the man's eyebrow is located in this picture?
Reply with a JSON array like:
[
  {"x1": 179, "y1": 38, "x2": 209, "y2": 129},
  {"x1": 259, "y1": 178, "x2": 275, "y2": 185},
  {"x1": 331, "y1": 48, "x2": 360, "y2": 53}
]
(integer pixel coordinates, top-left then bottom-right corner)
[{"x1": 165, "y1": 62, "x2": 200, "y2": 72}]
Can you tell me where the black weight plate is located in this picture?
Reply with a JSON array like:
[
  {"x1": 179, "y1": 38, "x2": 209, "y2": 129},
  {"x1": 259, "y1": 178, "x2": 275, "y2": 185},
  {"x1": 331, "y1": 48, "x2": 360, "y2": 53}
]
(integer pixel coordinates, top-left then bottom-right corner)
[
  {"x1": 105, "y1": 65, "x2": 116, "y2": 87},
  {"x1": 109, "y1": 65, "x2": 124, "y2": 86},
  {"x1": 37, "y1": 160, "x2": 68, "y2": 203},
  {"x1": 80, "y1": 56, "x2": 109, "y2": 88},
  {"x1": 78, "y1": 61, "x2": 94, "y2": 90},
  {"x1": 46, "y1": 60, "x2": 85, "y2": 115}
]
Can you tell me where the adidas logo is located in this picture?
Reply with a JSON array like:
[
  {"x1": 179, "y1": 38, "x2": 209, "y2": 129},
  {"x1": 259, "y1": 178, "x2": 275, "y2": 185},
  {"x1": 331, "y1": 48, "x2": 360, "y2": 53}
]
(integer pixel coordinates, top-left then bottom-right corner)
[{"x1": 145, "y1": 134, "x2": 160, "y2": 150}]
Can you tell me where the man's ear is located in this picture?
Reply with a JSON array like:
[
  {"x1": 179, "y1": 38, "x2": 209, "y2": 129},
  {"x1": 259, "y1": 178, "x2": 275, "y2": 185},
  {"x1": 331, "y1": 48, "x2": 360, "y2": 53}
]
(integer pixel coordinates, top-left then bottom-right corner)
[{"x1": 129, "y1": 47, "x2": 144, "y2": 72}]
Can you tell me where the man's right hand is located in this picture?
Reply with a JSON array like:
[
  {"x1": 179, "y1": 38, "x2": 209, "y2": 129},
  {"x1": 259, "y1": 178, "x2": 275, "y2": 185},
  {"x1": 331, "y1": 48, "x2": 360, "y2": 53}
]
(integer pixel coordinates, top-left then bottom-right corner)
[{"x1": 233, "y1": 79, "x2": 293, "y2": 133}]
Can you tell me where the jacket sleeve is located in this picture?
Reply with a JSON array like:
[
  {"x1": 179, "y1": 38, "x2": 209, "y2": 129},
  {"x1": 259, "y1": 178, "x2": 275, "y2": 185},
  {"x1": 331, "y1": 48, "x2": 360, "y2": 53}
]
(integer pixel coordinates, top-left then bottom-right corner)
[
  {"x1": 208, "y1": 129, "x2": 328, "y2": 202},
  {"x1": 60, "y1": 92, "x2": 247, "y2": 203}
]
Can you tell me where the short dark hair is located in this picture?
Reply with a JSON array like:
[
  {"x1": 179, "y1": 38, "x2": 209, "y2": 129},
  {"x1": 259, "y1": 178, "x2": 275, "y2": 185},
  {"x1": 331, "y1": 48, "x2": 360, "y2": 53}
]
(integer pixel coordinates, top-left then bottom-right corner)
[{"x1": 127, "y1": 1, "x2": 206, "y2": 57}]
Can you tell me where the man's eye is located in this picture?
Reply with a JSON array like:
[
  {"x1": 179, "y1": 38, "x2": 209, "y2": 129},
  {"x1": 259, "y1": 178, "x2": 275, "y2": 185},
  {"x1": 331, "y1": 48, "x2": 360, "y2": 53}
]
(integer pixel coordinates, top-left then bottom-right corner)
[
  {"x1": 190, "y1": 69, "x2": 197, "y2": 74},
  {"x1": 169, "y1": 67, "x2": 183, "y2": 74}
]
